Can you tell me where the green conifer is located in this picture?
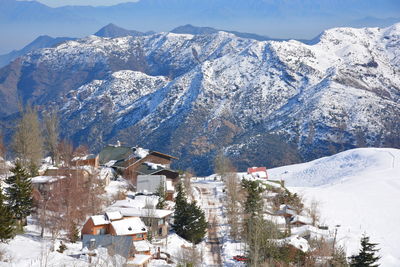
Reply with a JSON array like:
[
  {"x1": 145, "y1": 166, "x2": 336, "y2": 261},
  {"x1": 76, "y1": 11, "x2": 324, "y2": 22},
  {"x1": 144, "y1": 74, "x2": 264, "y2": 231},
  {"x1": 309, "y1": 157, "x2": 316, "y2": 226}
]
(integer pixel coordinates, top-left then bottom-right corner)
[
  {"x1": 349, "y1": 234, "x2": 381, "y2": 267},
  {"x1": 172, "y1": 183, "x2": 207, "y2": 244},
  {"x1": 5, "y1": 161, "x2": 33, "y2": 227},
  {"x1": 156, "y1": 181, "x2": 166, "y2": 209},
  {"x1": 0, "y1": 187, "x2": 16, "y2": 242}
]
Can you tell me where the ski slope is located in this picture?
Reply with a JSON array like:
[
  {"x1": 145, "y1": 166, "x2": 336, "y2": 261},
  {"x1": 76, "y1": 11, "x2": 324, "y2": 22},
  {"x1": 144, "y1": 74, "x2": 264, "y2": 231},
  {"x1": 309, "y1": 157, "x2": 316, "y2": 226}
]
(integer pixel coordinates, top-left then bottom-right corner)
[{"x1": 269, "y1": 148, "x2": 400, "y2": 266}]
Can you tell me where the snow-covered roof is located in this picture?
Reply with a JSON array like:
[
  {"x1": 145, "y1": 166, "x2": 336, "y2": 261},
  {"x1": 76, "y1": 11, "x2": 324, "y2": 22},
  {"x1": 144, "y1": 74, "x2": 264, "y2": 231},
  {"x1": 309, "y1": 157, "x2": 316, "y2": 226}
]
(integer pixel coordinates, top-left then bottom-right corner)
[
  {"x1": 144, "y1": 161, "x2": 166, "y2": 170},
  {"x1": 109, "y1": 207, "x2": 173, "y2": 219},
  {"x1": 133, "y1": 240, "x2": 152, "y2": 252},
  {"x1": 104, "y1": 160, "x2": 118, "y2": 167},
  {"x1": 291, "y1": 225, "x2": 329, "y2": 239},
  {"x1": 286, "y1": 235, "x2": 310, "y2": 252},
  {"x1": 126, "y1": 254, "x2": 151, "y2": 265},
  {"x1": 290, "y1": 215, "x2": 312, "y2": 225},
  {"x1": 72, "y1": 154, "x2": 97, "y2": 161},
  {"x1": 31, "y1": 175, "x2": 66, "y2": 184},
  {"x1": 110, "y1": 217, "x2": 147, "y2": 236},
  {"x1": 91, "y1": 215, "x2": 109, "y2": 226},
  {"x1": 276, "y1": 204, "x2": 297, "y2": 216},
  {"x1": 105, "y1": 211, "x2": 123, "y2": 221},
  {"x1": 133, "y1": 147, "x2": 149, "y2": 159},
  {"x1": 110, "y1": 196, "x2": 159, "y2": 209}
]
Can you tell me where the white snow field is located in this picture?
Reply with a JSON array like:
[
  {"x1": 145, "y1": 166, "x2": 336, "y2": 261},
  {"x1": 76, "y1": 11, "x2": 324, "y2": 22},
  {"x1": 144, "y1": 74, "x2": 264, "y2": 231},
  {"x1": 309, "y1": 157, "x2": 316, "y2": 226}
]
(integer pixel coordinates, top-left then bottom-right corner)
[{"x1": 269, "y1": 148, "x2": 400, "y2": 266}]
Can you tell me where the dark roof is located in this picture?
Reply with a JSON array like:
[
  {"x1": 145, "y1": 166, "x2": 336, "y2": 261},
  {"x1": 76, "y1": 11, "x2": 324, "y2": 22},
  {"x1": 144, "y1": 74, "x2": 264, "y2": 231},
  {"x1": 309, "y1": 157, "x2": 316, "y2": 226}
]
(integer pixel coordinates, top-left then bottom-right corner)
[
  {"x1": 136, "y1": 163, "x2": 179, "y2": 179},
  {"x1": 149, "y1": 151, "x2": 178, "y2": 160},
  {"x1": 82, "y1": 234, "x2": 133, "y2": 258},
  {"x1": 98, "y1": 146, "x2": 132, "y2": 165},
  {"x1": 136, "y1": 163, "x2": 165, "y2": 175}
]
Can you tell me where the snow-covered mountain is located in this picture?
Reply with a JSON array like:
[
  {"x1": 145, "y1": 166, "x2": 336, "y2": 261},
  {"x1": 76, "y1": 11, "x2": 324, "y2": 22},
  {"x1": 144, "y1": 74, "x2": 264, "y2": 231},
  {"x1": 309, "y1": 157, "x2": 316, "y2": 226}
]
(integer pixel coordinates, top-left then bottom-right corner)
[
  {"x1": 0, "y1": 23, "x2": 399, "y2": 174},
  {"x1": 270, "y1": 147, "x2": 400, "y2": 267}
]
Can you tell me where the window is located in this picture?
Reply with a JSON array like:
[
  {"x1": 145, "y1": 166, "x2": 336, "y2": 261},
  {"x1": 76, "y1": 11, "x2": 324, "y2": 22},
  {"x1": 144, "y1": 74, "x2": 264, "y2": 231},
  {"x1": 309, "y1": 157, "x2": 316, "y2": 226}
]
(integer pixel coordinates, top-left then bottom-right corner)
[
  {"x1": 96, "y1": 228, "x2": 106, "y2": 235},
  {"x1": 136, "y1": 233, "x2": 143, "y2": 239}
]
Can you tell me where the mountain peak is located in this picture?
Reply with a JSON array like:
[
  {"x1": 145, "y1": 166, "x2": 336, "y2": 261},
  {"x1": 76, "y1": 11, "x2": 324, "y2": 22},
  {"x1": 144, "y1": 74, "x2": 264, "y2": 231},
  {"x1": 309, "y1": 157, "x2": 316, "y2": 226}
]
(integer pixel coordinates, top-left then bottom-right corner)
[
  {"x1": 170, "y1": 24, "x2": 219, "y2": 35},
  {"x1": 94, "y1": 23, "x2": 145, "y2": 38}
]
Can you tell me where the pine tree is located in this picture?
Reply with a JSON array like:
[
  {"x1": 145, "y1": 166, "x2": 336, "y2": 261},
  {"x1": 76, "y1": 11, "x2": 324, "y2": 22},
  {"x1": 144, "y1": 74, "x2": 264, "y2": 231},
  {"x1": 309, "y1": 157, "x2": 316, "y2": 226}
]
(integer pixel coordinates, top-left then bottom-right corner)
[
  {"x1": 241, "y1": 179, "x2": 264, "y2": 218},
  {"x1": 156, "y1": 181, "x2": 166, "y2": 209},
  {"x1": 0, "y1": 186, "x2": 15, "y2": 242},
  {"x1": 172, "y1": 183, "x2": 207, "y2": 244},
  {"x1": 349, "y1": 235, "x2": 381, "y2": 267},
  {"x1": 68, "y1": 222, "x2": 80, "y2": 243},
  {"x1": 5, "y1": 161, "x2": 33, "y2": 228}
]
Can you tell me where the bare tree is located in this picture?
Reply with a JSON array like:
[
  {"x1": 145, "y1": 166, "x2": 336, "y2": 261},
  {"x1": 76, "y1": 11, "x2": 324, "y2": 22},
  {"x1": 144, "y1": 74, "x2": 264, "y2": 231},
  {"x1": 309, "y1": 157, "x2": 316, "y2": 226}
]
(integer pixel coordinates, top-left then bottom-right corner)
[
  {"x1": 177, "y1": 244, "x2": 203, "y2": 267},
  {"x1": 183, "y1": 170, "x2": 193, "y2": 200},
  {"x1": 214, "y1": 151, "x2": 234, "y2": 179},
  {"x1": 58, "y1": 140, "x2": 74, "y2": 167},
  {"x1": 12, "y1": 104, "x2": 44, "y2": 168},
  {"x1": 43, "y1": 109, "x2": 60, "y2": 166},
  {"x1": 224, "y1": 171, "x2": 243, "y2": 240},
  {"x1": 85, "y1": 168, "x2": 106, "y2": 215},
  {"x1": 0, "y1": 133, "x2": 8, "y2": 176},
  {"x1": 306, "y1": 199, "x2": 320, "y2": 226}
]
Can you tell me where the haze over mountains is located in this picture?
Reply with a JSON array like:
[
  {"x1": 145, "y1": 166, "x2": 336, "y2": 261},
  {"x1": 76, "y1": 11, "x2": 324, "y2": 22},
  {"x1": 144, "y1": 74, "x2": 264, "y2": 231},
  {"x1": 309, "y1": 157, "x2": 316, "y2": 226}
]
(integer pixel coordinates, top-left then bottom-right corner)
[
  {"x1": 0, "y1": 22, "x2": 399, "y2": 174},
  {"x1": 1, "y1": 0, "x2": 399, "y2": 53}
]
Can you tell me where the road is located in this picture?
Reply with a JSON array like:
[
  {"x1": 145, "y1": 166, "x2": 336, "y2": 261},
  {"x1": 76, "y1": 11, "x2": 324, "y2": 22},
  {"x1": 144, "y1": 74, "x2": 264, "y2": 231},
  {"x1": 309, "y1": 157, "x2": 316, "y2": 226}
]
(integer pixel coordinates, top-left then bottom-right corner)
[{"x1": 194, "y1": 181, "x2": 223, "y2": 266}]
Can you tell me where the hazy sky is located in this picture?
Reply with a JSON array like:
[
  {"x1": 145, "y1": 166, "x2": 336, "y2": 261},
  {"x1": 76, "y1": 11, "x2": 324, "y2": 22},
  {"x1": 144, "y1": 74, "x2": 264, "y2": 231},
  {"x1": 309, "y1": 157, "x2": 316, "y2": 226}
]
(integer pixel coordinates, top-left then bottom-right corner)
[{"x1": 29, "y1": 0, "x2": 139, "y2": 7}]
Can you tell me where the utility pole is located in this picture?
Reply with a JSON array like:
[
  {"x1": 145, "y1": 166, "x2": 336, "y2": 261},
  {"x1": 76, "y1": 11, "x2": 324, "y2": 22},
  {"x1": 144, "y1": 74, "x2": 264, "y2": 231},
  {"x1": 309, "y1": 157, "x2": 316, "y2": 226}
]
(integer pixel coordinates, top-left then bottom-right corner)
[{"x1": 332, "y1": 224, "x2": 341, "y2": 253}]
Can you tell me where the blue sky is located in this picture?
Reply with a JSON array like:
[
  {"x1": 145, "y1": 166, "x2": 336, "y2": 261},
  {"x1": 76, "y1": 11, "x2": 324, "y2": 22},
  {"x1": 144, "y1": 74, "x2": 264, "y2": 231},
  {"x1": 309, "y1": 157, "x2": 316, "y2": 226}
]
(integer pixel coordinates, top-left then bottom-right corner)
[{"x1": 29, "y1": 0, "x2": 139, "y2": 7}]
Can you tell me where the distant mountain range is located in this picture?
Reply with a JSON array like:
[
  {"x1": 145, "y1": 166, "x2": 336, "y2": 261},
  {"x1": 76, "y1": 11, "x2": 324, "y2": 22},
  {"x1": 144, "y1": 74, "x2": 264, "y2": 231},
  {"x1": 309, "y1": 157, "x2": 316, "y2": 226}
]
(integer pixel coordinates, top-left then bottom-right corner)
[
  {"x1": 0, "y1": 35, "x2": 76, "y2": 68},
  {"x1": 0, "y1": 0, "x2": 399, "y2": 53},
  {"x1": 0, "y1": 22, "x2": 399, "y2": 174},
  {"x1": 0, "y1": 23, "x2": 291, "y2": 68}
]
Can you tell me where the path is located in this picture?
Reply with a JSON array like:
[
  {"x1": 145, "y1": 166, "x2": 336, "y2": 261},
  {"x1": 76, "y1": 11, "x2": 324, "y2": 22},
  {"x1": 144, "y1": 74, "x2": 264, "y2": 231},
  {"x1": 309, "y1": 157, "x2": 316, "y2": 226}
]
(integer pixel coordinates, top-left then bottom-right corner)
[{"x1": 194, "y1": 182, "x2": 223, "y2": 266}]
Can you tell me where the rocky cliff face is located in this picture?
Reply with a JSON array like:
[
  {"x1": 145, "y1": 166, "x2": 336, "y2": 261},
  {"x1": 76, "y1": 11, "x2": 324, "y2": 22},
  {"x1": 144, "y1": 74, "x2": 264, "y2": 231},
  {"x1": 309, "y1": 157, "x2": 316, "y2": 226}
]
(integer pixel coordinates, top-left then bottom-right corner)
[{"x1": 1, "y1": 23, "x2": 399, "y2": 174}]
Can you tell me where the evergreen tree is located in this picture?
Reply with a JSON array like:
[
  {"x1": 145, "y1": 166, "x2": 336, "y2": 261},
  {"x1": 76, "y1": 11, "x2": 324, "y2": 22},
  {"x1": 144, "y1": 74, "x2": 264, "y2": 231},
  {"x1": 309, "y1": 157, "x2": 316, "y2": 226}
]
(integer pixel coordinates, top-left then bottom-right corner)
[
  {"x1": 349, "y1": 235, "x2": 381, "y2": 267},
  {"x1": 156, "y1": 181, "x2": 166, "y2": 209},
  {"x1": 68, "y1": 222, "x2": 80, "y2": 243},
  {"x1": 172, "y1": 182, "x2": 207, "y2": 244},
  {"x1": 241, "y1": 179, "x2": 264, "y2": 218},
  {"x1": 5, "y1": 161, "x2": 33, "y2": 227},
  {"x1": 0, "y1": 186, "x2": 16, "y2": 242}
]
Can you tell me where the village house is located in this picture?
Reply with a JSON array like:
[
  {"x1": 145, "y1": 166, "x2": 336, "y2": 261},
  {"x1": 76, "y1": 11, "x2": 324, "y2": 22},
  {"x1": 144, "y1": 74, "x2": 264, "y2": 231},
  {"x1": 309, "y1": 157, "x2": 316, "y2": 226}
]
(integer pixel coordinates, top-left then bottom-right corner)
[
  {"x1": 290, "y1": 215, "x2": 313, "y2": 227},
  {"x1": 98, "y1": 145, "x2": 179, "y2": 190},
  {"x1": 81, "y1": 211, "x2": 148, "y2": 241},
  {"x1": 71, "y1": 154, "x2": 99, "y2": 168},
  {"x1": 107, "y1": 196, "x2": 173, "y2": 238},
  {"x1": 107, "y1": 207, "x2": 173, "y2": 238},
  {"x1": 136, "y1": 175, "x2": 175, "y2": 200},
  {"x1": 247, "y1": 166, "x2": 268, "y2": 179}
]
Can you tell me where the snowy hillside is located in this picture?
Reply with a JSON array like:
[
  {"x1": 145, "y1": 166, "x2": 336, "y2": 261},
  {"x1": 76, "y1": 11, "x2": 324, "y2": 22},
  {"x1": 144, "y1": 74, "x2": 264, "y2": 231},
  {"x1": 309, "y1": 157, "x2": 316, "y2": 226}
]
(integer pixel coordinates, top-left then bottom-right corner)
[
  {"x1": 0, "y1": 23, "x2": 400, "y2": 173},
  {"x1": 269, "y1": 148, "x2": 400, "y2": 266}
]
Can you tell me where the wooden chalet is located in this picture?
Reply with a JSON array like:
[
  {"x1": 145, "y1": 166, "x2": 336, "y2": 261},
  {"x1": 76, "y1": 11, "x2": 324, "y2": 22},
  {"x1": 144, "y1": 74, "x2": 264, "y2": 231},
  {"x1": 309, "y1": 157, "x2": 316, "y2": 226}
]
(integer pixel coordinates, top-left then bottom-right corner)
[
  {"x1": 98, "y1": 145, "x2": 179, "y2": 188},
  {"x1": 81, "y1": 211, "x2": 148, "y2": 241},
  {"x1": 71, "y1": 154, "x2": 99, "y2": 168}
]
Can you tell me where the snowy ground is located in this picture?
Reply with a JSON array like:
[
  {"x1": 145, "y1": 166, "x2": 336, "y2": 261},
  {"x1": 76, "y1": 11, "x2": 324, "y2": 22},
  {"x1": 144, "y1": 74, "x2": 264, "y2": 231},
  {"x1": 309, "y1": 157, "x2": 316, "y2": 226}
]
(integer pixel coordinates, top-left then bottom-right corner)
[
  {"x1": 0, "y1": 221, "x2": 87, "y2": 267},
  {"x1": 269, "y1": 148, "x2": 400, "y2": 267}
]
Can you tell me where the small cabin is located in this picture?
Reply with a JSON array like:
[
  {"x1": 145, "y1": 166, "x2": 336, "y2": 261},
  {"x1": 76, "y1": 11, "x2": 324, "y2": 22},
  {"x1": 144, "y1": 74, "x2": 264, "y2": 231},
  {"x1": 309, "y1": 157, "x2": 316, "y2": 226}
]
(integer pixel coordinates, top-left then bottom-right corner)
[{"x1": 247, "y1": 167, "x2": 268, "y2": 179}]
